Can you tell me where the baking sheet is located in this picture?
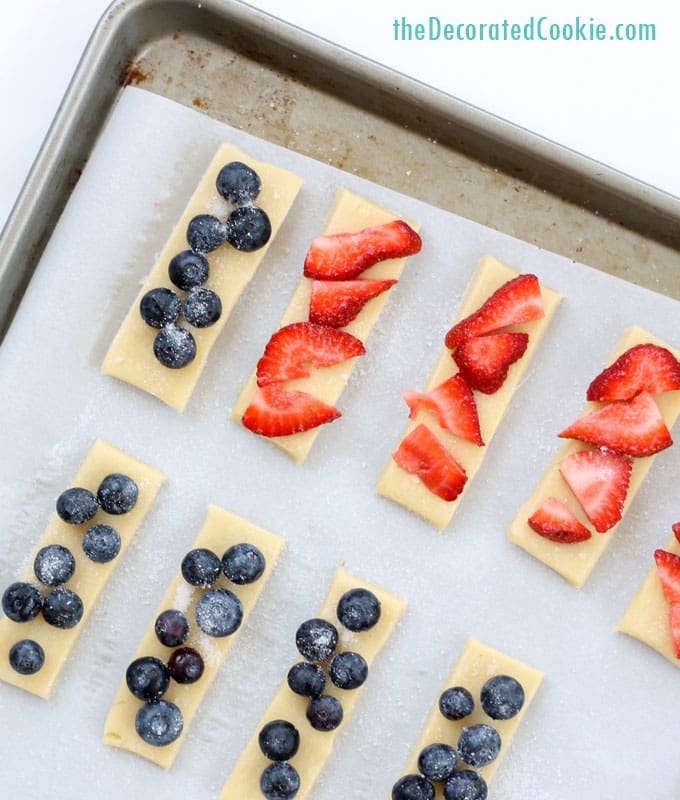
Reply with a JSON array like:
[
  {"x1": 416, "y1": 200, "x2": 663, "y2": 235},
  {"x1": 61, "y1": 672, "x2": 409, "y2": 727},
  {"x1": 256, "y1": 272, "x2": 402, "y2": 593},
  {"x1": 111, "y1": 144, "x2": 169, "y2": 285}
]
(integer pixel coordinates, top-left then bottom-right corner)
[{"x1": 0, "y1": 86, "x2": 679, "y2": 798}]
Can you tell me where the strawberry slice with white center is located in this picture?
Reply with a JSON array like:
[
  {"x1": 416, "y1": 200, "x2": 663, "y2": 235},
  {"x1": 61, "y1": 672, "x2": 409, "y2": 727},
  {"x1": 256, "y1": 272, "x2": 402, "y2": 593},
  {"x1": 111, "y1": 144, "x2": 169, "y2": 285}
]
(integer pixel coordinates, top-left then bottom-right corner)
[
  {"x1": 654, "y1": 548, "x2": 680, "y2": 604},
  {"x1": 308, "y1": 279, "x2": 398, "y2": 328},
  {"x1": 403, "y1": 374, "x2": 484, "y2": 446},
  {"x1": 527, "y1": 497, "x2": 592, "y2": 543},
  {"x1": 452, "y1": 332, "x2": 529, "y2": 394},
  {"x1": 444, "y1": 274, "x2": 544, "y2": 350},
  {"x1": 242, "y1": 383, "x2": 341, "y2": 437},
  {"x1": 586, "y1": 343, "x2": 680, "y2": 402},
  {"x1": 558, "y1": 448, "x2": 633, "y2": 533},
  {"x1": 669, "y1": 603, "x2": 680, "y2": 658},
  {"x1": 558, "y1": 392, "x2": 672, "y2": 457},
  {"x1": 256, "y1": 322, "x2": 365, "y2": 386},
  {"x1": 673, "y1": 522, "x2": 680, "y2": 544},
  {"x1": 392, "y1": 423, "x2": 467, "y2": 502},
  {"x1": 303, "y1": 220, "x2": 422, "y2": 280}
]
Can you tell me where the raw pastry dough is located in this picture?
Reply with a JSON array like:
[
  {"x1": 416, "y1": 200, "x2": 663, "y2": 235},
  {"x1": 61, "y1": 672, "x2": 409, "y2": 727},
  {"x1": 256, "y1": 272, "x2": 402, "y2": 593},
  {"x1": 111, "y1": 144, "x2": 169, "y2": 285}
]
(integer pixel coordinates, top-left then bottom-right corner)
[
  {"x1": 219, "y1": 567, "x2": 406, "y2": 799},
  {"x1": 376, "y1": 256, "x2": 561, "y2": 530},
  {"x1": 508, "y1": 327, "x2": 680, "y2": 587},
  {"x1": 0, "y1": 440, "x2": 165, "y2": 698},
  {"x1": 617, "y1": 533, "x2": 680, "y2": 667},
  {"x1": 102, "y1": 144, "x2": 302, "y2": 411},
  {"x1": 392, "y1": 638, "x2": 543, "y2": 797},
  {"x1": 103, "y1": 505, "x2": 284, "y2": 769},
  {"x1": 230, "y1": 187, "x2": 420, "y2": 463}
]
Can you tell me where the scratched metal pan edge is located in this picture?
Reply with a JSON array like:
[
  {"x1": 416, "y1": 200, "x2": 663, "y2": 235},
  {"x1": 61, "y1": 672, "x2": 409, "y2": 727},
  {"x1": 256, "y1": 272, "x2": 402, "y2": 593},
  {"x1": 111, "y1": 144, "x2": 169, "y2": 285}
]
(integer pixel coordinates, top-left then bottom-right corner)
[{"x1": 1, "y1": 0, "x2": 679, "y2": 344}]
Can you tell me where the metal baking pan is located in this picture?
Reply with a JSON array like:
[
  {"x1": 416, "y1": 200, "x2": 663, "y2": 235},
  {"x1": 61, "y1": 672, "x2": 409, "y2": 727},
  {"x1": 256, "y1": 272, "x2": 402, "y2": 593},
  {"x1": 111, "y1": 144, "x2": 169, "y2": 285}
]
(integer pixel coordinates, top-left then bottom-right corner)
[{"x1": 1, "y1": 0, "x2": 679, "y2": 345}]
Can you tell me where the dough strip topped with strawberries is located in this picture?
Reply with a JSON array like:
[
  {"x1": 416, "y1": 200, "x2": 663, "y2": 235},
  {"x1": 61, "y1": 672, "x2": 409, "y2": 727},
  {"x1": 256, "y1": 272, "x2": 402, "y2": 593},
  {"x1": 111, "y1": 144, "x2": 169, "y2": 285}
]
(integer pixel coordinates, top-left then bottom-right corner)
[
  {"x1": 376, "y1": 256, "x2": 561, "y2": 530},
  {"x1": 509, "y1": 327, "x2": 680, "y2": 587},
  {"x1": 231, "y1": 188, "x2": 421, "y2": 463}
]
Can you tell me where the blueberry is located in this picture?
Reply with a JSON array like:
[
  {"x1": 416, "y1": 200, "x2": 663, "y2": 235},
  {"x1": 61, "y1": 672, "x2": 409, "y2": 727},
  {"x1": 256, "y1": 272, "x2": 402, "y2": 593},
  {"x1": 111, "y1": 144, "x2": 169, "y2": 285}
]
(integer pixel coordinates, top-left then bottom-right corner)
[
  {"x1": 306, "y1": 694, "x2": 343, "y2": 732},
  {"x1": 457, "y1": 724, "x2": 501, "y2": 768},
  {"x1": 480, "y1": 674, "x2": 525, "y2": 720},
  {"x1": 258, "y1": 720, "x2": 300, "y2": 761},
  {"x1": 9, "y1": 639, "x2": 45, "y2": 675},
  {"x1": 195, "y1": 588, "x2": 243, "y2": 637},
  {"x1": 287, "y1": 661, "x2": 326, "y2": 698},
  {"x1": 139, "y1": 287, "x2": 181, "y2": 328},
  {"x1": 33, "y1": 544, "x2": 76, "y2": 586},
  {"x1": 439, "y1": 686, "x2": 475, "y2": 720},
  {"x1": 168, "y1": 249, "x2": 209, "y2": 290},
  {"x1": 154, "y1": 609, "x2": 190, "y2": 647},
  {"x1": 336, "y1": 587, "x2": 381, "y2": 632},
  {"x1": 295, "y1": 618, "x2": 338, "y2": 662},
  {"x1": 443, "y1": 770, "x2": 488, "y2": 800},
  {"x1": 183, "y1": 287, "x2": 222, "y2": 328},
  {"x1": 391, "y1": 774, "x2": 435, "y2": 800},
  {"x1": 187, "y1": 214, "x2": 227, "y2": 253},
  {"x1": 42, "y1": 588, "x2": 83, "y2": 629},
  {"x1": 181, "y1": 548, "x2": 222, "y2": 587},
  {"x1": 417, "y1": 743, "x2": 458, "y2": 782},
  {"x1": 260, "y1": 761, "x2": 300, "y2": 800},
  {"x1": 135, "y1": 699, "x2": 183, "y2": 746},
  {"x1": 56, "y1": 487, "x2": 99, "y2": 525},
  {"x1": 168, "y1": 647, "x2": 204, "y2": 684},
  {"x1": 2, "y1": 582, "x2": 43, "y2": 622},
  {"x1": 153, "y1": 324, "x2": 197, "y2": 369},
  {"x1": 216, "y1": 161, "x2": 262, "y2": 204},
  {"x1": 225, "y1": 205, "x2": 271, "y2": 252},
  {"x1": 222, "y1": 542, "x2": 266, "y2": 585},
  {"x1": 329, "y1": 651, "x2": 368, "y2": 690},
  {"x1": 97, "y1": 473, "x2": 138, "y2": 515},
  {"x1": 126, "y1": 656, "x2": 170, "y2": 701},
  {"x1": 82, "y1": 523, "x2": 121, "y2": 563}
]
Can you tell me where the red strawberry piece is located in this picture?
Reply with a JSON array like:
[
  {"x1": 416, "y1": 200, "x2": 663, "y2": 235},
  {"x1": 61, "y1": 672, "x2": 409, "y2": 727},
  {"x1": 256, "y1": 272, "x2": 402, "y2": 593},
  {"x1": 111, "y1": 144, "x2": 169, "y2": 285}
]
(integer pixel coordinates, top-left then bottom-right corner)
[
  {"x1": 256, "y1": 322, "x2": 365, "y2": 386},
  {"x1": 444, "y1": 274, "x2": 544, "y2": 350},
  {"x1": 558, "y1": 448, "x2": 633, "y2": 533},
  {"x1": 527, "y1": 497, "x2": 592, "y2": 543},
  {"x1": 452, "y1": 332, "x2": 529, "y2": 394},
  {"x1": 557, "y1": 392, "x2": 672, "y2": 457},
  {"x1": 242, "y1": 384, "x2": 341, "y2": 437},
  {"x1": 673, "y1": 522, "x2": 680, "y2": 544},
  {"x1": 403, "y1": 374, "x2": 484, "y2": 446},
  {"x1": 586, "y1": 343, "x2": 680, "y2": 402},
  {"x1": 303, "y1": 220, "x2": 421, "y2": 280},
  {"x1": 309, "y1": 279, "x2": 398, "y2": 328},
  {"x1": 654, "y1": 549, "x2": 680, "y2": 604},
  {"x1": 669, "y1": 603, "x2": 680, "y2": 658},
  {"x1": 392, "y1": 423, "x2": 467, "y2": 502}
]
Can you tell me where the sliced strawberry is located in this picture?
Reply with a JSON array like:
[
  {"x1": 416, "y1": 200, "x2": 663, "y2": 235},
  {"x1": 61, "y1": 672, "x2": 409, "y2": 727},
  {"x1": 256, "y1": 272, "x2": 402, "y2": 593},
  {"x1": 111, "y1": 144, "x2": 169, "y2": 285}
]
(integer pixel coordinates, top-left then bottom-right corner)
[
  {"x1": 673, "y1": 522, "x2": 680, "y2": 544},
  {"x1": 654, "y1": 549, "x2": 680, "y2": 604},
  {"x1": 586, "y1": 343, "x2": 680, "y2": 402},
  {"x1": 558, "y1": 448, "x2": 633, "y2": 533},
  {"x1": 444, "y1": 274, "x2": 544, "y2": 350},
  {"x1": 308, "y1": 279, "x2": 398, "y2": 328},
  {"x1": 392, "y1": 424, "x2": 467, "y2": 502},
  {"x1": 256, "y1": 322, "x2": 365, "y2": 386},
  {"x1": 527, "y1": 497, "x2": 592, "y2": 543},
  {"x1": 242, "y1": 384, "x2": 341, "y2": 437},
  {"x1": 669, "y1": 603, "x2": 680, "y2": 658},
  {"x1": 403, "y1": 374, "x2": 484, "y2": 446},
  {"x1": 303, "y1": 220, "x2": 421, "y2": 280},
  {"x1": 558, "y1": 392, "x2": 672, "y2": 457},
  {"x1": 453, "y1": 332, "x2": 529, "y2": 394}
]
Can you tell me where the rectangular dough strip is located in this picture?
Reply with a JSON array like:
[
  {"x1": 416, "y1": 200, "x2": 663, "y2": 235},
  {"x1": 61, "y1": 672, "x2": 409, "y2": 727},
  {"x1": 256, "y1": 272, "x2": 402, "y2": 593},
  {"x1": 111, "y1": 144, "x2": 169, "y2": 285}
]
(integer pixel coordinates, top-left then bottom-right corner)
[
  {"x1": 376, "y1": 256, "x2": 561, "y2": 530},
  {"x1": 617, "y1": 532, "x2": 680, "y2": 668},
  {"x1": 230, "y1": 187, "x2": 420, "y2": 463},
  {"x1": 103, "y1": 505, "x2": 285, "y2": 769},
  {"x1": 390, "y1": 638, "x2": 543, "y2": 798},
  {"x1": 102, "y1": 144, "x2": 303, "y2": 412},
  {"x1": 0, "y1": 439, "x2": 166, "y2": 698},
  {"x1": 508, "y1": 326, "x2": 680, "y2": 588},
  {"x1": 218, "y1": 567, "x2": 407, "y2": 799}
]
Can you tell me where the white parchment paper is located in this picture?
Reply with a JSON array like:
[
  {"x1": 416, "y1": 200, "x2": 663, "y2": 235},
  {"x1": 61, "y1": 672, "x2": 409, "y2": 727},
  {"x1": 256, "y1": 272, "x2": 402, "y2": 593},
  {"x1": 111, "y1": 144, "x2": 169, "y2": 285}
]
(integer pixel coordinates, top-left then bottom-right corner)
[{"x1": 0, "y1": 87, "x2": 679, "y2": 799}]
